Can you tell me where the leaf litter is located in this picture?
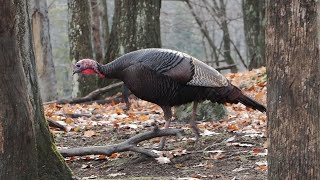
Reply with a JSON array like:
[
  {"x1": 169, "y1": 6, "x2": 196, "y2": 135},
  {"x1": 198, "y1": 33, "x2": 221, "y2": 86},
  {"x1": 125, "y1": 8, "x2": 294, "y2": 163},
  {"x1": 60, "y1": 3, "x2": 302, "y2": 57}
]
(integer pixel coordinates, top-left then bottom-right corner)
[{"x1": 45, "y1": 67, "x2": 267, "y2": 179}]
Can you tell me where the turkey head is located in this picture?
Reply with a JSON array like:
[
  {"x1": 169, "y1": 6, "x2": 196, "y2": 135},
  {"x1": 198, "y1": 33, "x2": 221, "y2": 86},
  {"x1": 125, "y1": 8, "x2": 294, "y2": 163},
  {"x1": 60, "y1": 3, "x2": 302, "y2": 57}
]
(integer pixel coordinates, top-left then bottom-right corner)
[{"x1": 73, "y1": 59, "x2": 105, "y2": 78}]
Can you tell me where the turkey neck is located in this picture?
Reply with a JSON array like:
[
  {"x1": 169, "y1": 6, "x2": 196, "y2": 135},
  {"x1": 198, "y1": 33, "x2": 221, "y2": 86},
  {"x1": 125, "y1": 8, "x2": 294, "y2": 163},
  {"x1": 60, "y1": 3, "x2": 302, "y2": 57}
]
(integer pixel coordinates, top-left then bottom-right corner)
[{"x1": 97, "y1": 59, "x2": 126, "y2": 79}]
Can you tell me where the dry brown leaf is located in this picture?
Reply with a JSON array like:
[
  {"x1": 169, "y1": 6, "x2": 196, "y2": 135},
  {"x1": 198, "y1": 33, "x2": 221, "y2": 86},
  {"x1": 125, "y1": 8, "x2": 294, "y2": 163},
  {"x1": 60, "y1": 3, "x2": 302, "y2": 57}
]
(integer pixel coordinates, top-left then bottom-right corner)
[
  {"x1": 227, "y1": 124, "x2": 239, "y2": 131},
  {"x1": 255, "y1": 92, "x2": 265, "y2": 100},
  {"x1": 108, "y1": 153, "x2": 120, "y2": 159},
  {"x1": 258, "y1": 165, "x2": 268, "y2": 171},
  {"x1": 65, "y1": 117, "x2": 73, "y2": 125},
  {"x1": 83, "y1": 130, "x2": 96, "y2": 137}
]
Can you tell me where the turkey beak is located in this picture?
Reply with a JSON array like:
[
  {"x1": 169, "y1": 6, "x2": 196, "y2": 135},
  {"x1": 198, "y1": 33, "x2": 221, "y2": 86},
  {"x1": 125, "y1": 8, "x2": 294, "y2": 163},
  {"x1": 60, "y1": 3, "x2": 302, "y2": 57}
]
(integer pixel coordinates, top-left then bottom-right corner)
[{"x1": 73, "y1": 64, "x2": 81, "y2": 75}]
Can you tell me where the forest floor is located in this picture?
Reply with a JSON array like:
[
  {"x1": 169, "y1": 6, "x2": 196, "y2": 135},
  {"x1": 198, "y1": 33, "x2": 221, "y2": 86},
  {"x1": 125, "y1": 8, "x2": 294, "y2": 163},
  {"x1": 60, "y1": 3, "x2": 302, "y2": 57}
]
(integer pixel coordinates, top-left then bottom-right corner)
[{"x1": 45, "y1": 67, "x2": 267, "y2": 180}]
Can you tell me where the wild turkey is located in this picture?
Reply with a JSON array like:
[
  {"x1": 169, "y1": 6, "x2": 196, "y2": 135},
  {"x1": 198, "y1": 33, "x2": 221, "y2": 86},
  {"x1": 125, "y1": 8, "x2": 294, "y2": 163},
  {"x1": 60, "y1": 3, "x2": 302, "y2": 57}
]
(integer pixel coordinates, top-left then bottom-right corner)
[{"x1": 73, "y1": 48, "x2": 266, "y2": 149}]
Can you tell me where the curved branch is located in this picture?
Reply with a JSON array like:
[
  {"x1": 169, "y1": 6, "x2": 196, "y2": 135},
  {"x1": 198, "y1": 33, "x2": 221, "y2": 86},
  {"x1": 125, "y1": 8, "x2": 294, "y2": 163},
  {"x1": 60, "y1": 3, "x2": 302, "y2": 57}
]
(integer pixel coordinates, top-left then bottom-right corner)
[
  {"x1": 59, "y1": 128, "x2": 184, "y2": 158},
  {"x1": 44, "y1": 82, "x2": 123, "y2": 104}
]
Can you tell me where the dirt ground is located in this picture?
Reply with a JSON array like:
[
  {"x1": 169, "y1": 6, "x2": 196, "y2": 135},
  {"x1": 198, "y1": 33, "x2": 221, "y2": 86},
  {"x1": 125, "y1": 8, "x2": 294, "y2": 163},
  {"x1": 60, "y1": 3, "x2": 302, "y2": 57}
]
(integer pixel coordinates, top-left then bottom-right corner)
[
  {"x1": 50, "y1": 68, "x2": 267, "y2": 180},
  {"x1": 54, "y1": 113, "x2": 267, "y2": 180}
]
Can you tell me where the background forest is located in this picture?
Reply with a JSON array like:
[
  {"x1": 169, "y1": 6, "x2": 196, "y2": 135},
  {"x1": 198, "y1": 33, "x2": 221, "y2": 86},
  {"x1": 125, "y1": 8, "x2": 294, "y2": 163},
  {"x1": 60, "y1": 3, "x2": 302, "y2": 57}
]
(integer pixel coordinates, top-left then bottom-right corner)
[
  {"x1": 46, "y1": 0, "x2": 264, "y2": 100},
  {"x1": 2, "y1": 0, "x2": 318, "y2": 179}
]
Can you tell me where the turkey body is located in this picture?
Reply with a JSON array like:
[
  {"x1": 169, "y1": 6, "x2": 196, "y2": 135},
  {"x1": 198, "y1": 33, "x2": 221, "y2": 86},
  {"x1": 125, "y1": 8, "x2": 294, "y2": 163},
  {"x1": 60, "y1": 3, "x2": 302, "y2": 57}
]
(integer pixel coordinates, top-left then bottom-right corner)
[{"x1": 98, "y1": 48, "x2": 266, "y2": 112}]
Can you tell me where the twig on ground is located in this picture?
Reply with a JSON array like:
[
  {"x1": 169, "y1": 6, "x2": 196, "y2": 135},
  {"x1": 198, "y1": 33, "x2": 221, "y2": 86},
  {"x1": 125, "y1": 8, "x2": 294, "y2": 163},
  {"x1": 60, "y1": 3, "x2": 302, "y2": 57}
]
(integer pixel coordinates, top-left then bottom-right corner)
[
  {"x1": 44, "y1": 82, "x2": 124, "y2": 105},
  {"x1": 60, "y1": 128, "x2": 184, "y2": 158},
  {"x1": 47, "y1": 118, "x2": 67, "y2": 131}
]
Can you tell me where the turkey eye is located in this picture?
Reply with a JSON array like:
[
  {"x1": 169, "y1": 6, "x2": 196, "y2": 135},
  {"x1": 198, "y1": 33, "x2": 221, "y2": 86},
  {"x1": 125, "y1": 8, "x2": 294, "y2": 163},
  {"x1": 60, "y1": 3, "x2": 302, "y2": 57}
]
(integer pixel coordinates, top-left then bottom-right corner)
[{"x1": 76, "y1": 64, "x2": 81, "y2": 68}]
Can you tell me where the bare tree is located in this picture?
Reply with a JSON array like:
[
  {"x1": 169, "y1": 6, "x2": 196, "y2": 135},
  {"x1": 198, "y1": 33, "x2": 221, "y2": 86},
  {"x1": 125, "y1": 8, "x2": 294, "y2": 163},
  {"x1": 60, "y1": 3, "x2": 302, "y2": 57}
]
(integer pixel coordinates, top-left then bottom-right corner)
[
  {"x1": 242, "y1": 0, "x2": 265, "y2": 70},
  {"x1": 30, "y1": 0, "x2": 58, "y2": 101},
  {"x1": 90, "y1": 0, "x2": 103, "y2": 64},
  {"x1": 267, "y1": 0, "x2": 320, "y2": 179},
  {"x1": 68, "y1": 0, "x2": 96, "y2": 97},
  {"x1": 186, "y1": 0, "x2": 242, "y2": 72},
  {"x1": 100, "y1": 0, "x2": 161, "y2": 91}
]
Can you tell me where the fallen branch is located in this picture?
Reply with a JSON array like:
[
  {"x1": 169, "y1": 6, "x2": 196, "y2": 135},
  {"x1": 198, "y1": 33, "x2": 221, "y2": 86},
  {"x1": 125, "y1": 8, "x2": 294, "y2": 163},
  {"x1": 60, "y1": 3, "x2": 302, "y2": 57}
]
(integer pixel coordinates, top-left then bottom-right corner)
[
  {"x1": 60, "y1": 128, "x2": 184, "y2": 158},
  {"x1": 215, "y1": 64, "x2": 236, "y2": 71},
  {"x1": 47, "y1": 118, "x2": 67, "y2": 131},
  {"x1": 44, "y1": 82, "x2": 124, "y2": 105}
]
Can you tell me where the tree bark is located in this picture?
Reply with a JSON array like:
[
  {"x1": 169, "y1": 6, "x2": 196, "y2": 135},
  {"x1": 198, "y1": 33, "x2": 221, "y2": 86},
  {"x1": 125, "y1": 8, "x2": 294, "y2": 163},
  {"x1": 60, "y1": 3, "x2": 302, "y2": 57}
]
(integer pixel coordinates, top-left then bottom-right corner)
[
  {"x1": 218, "y1": 0, "x2": 237, "y2": 73},
  {"x1": 68, "y1": 0, "x2": 97, "y2": 97},
  {"x1": 100, "y1": 0, "x2": 110, "y2": 58},
  {"x1": 90, "y1": 0, "x2": 103, "y2": 64},
  {"x1": 266, "y1": 0, "x2": 320, "y2": 179},
  {"x1": 100, "y1": 0, "x2": 162, "y2": 89},
  {"x1": 105, "y1": 0, "x2": 161, "y2": 61},
  {"x1": 242, "y1": 0, "x2": 265, "y2": 70},
  {"x1": 30, "y1": 0, "x2": 58, "y2": 102},
  {"x1": 0, "y1": 2, "x2": 38, "y2": 178},
  {"x1": 16, "y1": 1, "x2": 73, "y2": 179},
  {"x1": 0, "y1": 1, "x2": 73, "y2": 179}
]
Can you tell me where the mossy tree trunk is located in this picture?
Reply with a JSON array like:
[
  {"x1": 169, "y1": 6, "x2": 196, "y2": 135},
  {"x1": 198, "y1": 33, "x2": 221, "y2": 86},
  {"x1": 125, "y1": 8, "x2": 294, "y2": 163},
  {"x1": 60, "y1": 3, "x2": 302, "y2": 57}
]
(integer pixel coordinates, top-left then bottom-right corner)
[
  {"x1": 242, "y1": 0, "x2": 265, "y2": 70},
  {"x1": 0, "y1": 2, "x2": 38, "y2": 177},
  {"x1": 68, "y1": 0, "x2": 96, "y2": 97},
  {"x1": 266, "y1": 0, "x2": 320, "y2": 179},
  {"x1": 99, "y1": 0, "x2": 161, "y2": 88},
  {"x1": 0, "y1": 1, "x2": 73, "y2": 179}
]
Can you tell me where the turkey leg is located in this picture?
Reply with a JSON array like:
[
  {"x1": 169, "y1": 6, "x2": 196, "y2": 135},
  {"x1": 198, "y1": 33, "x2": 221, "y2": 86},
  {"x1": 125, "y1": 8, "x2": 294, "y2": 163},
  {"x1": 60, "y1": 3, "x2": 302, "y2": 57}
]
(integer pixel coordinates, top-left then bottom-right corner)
[
  {"x1": 158, "y1": 106, "x2": 172, "y2": 150},
  {"x1": 190, "y1": 101, "x2": 200, "y2": 140}
]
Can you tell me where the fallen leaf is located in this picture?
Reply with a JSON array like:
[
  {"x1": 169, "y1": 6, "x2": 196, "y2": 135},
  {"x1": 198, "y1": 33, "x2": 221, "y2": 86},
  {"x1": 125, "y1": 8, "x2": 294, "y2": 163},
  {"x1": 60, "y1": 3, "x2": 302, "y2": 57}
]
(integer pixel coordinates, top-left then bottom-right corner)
[
  {"x1": 200, "y1": 129, "x2": 220, "y2": 136},
  {"x1": 155, "y1": 156, "x2": 171, "y2": 164},
  {"x1": 232, "y1": 167, "x2": 249, "y2": 172},
  {"x1": 107, "y1": 173, "x2": 126, "y2": 177},
  {"x1": 255, "y1": 92, "x2": 265, "y2": 100},
  {"x1": 108, "y1": 153, "x2": 120, "y2": 159},
  {"x1": 83, "y1": 130, "x2": 96, "y2": 137}
]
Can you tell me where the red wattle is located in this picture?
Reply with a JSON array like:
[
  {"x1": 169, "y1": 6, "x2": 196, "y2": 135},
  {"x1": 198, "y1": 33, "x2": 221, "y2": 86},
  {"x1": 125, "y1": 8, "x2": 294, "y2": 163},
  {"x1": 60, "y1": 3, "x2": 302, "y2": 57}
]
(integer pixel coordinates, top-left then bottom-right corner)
[{"x1": 82, "y1": 69, "x2": 96, "y2": 74}]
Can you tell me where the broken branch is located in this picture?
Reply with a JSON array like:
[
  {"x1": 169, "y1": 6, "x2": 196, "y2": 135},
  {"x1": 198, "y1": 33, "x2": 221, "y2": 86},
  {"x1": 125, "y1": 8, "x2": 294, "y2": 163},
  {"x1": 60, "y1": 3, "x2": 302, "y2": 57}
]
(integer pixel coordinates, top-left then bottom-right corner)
[
  {"x1": 59, "y1": 128, "x2": 184, "y2": 158},
  {"x1": 43, "y1": 82, "x2": 124, "y2": 105}
]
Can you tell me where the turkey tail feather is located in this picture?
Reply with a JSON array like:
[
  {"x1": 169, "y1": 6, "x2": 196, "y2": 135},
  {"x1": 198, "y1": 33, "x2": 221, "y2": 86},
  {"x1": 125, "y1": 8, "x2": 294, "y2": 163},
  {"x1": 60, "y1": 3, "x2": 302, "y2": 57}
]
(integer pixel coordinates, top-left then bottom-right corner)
[{"x1": 237, "y1": 93, "x2": 266, "y2": 112}]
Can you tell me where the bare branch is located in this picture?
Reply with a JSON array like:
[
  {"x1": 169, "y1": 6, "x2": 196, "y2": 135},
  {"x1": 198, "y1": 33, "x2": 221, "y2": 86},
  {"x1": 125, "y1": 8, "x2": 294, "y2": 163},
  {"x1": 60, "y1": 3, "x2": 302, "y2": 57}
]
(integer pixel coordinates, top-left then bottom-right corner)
[
  {"x1": 43, "y1": 82, "x2": 124, "y2": 105},
  {"x1": 60, "y1": 128, "x2": 184, "y2": 158}
]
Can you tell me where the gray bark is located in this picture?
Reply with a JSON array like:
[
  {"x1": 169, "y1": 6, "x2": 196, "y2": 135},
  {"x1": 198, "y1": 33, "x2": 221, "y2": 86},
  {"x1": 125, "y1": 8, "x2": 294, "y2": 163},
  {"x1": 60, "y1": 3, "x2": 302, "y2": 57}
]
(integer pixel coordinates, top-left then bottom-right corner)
[
  {"x1": 266, "y1": 0, "x2": 320, "y2": 179},
  {"x1": 68, "y1": 0, "x2": 96, "y2": 97},
  {"x1": 30, "y1": 0, "x2": 58, "y2": 102},
  {"x1": 242, "y1": 0, "x2": 265, "y2": 70},
  {"x1": 100, "y1": 0, "x2": 161, "y2": 88},
  {"x1": 0, "y1": 1, "x2": 38, "y2": 177}
]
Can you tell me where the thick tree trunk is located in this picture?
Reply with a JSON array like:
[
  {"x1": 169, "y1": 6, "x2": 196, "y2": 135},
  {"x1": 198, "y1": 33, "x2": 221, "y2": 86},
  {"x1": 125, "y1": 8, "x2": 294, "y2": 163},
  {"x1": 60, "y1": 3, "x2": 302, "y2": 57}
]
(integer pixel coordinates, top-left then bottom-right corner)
[
  {"x1": 100, "y1": 0, "x2": 161, "y2": 88},
  {"x1": 242, "y1": 0, "x2": 265, "y2": 70},
  {"x1": 30, "y1": 0, "x2": 58, "y2": 102},
  {"x1": 0, "y1": 2, "x2": 38, "y2": 177},
  {"x1": 68, "y1": 0, "x2": 96, "y2": 97},
  {"x1": 0, "y1": 1, "x2": 73, "y2": 179},
  {"x1": 266, "y1": 0, "x2": 320, "y2": 179}
]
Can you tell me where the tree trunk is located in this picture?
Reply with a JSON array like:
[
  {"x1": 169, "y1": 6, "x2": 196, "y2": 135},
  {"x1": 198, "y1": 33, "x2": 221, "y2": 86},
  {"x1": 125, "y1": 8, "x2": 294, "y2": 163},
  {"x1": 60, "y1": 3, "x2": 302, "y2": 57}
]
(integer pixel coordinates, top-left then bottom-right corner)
[
  {"x1": 242, "y1": 0, "x2": 265, "y2": 70},
  {"x1": 68, "y1": 0, "x2": 96, "y2": 97},
  {"x1": 101, "y1": 0, "x2": 110, "y2": 58},
  {"x1": 30, "y1": 0, "x2": 58, "y2": 102},
  {"x1": 266, "y1": 0, "x2": 320, "y2": 179},
  {"x1": 0, "y1": 1, "x2": 73, "y2": 179},
  {"x1": 0, "y1": 2, "x2": 38, "y2": 177},
  {"x1": 90, "y1": 0, "x2": 103, "y2": 64},
  {"x1": 100, "y1": 0, "x2": 161, "y2": 88},
  {"x1": 219, "y1": 0, "x2": 237, "y2": 73}
]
